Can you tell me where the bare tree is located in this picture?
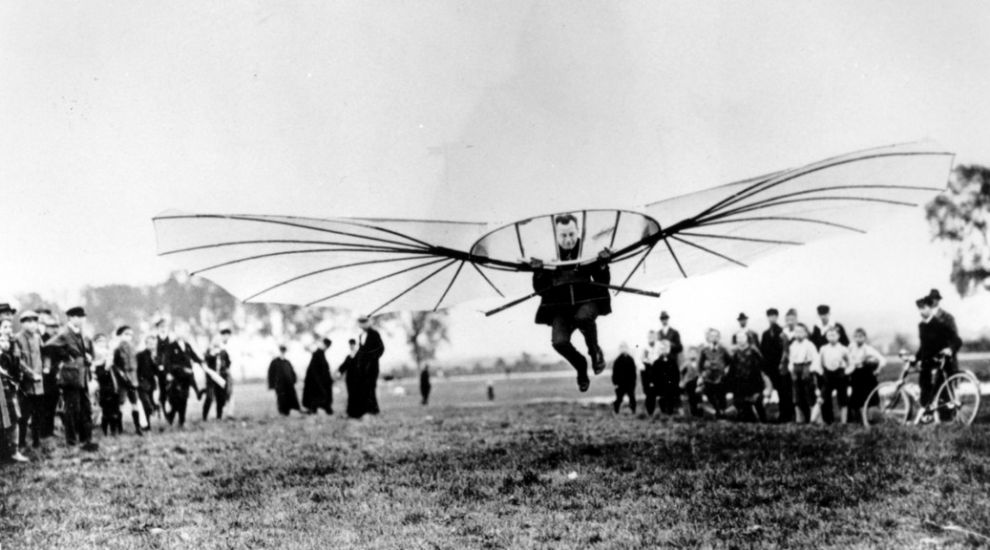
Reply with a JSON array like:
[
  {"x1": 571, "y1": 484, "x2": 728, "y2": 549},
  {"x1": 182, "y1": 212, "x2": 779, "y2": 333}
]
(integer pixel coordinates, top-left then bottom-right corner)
[
  {"x1": 384, "y1": 311, "x2": 450, "y2": 370},
  {"x1": 925, "y1": 164, "x2": 990, "y2": 296}
]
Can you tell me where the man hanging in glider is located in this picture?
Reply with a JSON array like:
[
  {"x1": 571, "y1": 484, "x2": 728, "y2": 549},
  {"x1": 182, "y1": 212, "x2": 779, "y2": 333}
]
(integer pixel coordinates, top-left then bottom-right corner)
[
  {"x1": 151, "y1": 142, "x2": 956, "y2": 393},
  {"x1": 529, "y1": 214, "x2": 612, "y2": 391}
]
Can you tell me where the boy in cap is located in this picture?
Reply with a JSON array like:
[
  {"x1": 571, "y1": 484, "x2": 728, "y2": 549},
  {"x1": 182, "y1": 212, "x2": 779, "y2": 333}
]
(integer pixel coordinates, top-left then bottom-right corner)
[
  {"x1": 810, "y1": 305, "x2": 849, "y2": 350},
  {"x1": 15, "y1": 310, "x2": 45, "y2": 449},
  {"x1": 44, "y1": 307, "x2": 97, "y2": 450}
]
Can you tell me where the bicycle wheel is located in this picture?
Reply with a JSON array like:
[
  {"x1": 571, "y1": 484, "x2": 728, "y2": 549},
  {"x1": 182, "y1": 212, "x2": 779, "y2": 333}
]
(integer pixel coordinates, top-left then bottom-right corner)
[
  {"x1": 862, "y1": 382, "x2": 912, "y2": 427},
  {"x1": 932, "y1": 372, "x2": 982, "y2": 426}
]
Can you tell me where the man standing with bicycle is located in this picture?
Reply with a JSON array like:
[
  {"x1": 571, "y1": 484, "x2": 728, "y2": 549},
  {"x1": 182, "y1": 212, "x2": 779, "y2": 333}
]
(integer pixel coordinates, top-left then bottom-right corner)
[{"x1": 915, "y1": 295, "x2": 962, "y2": 412}]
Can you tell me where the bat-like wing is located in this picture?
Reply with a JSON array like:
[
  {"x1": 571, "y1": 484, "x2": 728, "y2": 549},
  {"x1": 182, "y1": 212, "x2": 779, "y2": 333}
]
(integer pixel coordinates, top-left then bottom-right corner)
[
  {"x1": 152, "y1": 213, "x2": 528, "y2": 314},
  {"x1": 610, "y1": 142, "x2": 954, "y2": 291}
]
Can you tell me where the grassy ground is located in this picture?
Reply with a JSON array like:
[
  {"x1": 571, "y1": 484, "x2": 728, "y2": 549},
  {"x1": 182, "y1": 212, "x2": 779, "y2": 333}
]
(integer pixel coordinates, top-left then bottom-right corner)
[{"x1": 2, "y1": 370, "x2": 990, "y2": 549}]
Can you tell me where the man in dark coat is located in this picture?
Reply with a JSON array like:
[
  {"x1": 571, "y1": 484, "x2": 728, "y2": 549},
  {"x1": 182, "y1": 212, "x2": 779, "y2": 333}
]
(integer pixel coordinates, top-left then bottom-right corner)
[
  {"x1": 928, "y1": 288, "x2": 958, "y2": 332},
  {"x1": 161, "y1": 332, "x2": 202, "y2": 428},
  {"x1": 530, "y1": 214, "x2": 612, "y2": 392},
  {"x1": 302, "y1": 338, "x2": 333, "y2": 415},
  {"x1": 356, "y1": 316, "x2": 384, "y2": 415},
  {"x1": 338, "y1": 339, "x2": 362, "y2": 418},
  {"x1": 760, "y1": 308, "x2": 793, "y2": 423},
  {"x1": 135, "y1": 335, "x2": 159, "y2": 423},
  {"x1": 915, "y1": 295, "x2": 962, "y2": 410},
  {"x1": 657, "y1": 311, "x2": 683, "y2": 360},
  {"x1": 267, "y1": 345, "x2": 300, "y2": 416},
  {"x1": 611, "y1": 344, "x2": 637, "y2": 414},
  {"x1": 202, "y1": 328, "x2": 233, "y2": 421},
  {"x1": 731, "y1": 313, "x2": 760, "y2": 347},
  {"x1": 43, "y1": 307, "x2": 97, "y2": 451},
  {"x1": 419, "y1": 364, "x2": 431, "y2": 406}
]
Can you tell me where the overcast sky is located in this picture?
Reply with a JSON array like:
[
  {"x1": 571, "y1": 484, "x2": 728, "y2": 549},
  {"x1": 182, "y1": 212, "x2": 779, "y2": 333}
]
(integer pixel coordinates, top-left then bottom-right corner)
[{"x1": 2, "y1": 1, "x2": 989, "y2": 361}]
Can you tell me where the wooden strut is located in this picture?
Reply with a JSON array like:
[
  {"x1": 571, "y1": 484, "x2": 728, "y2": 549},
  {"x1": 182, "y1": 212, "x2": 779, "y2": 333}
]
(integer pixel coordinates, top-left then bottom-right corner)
[{"x1": 483, "y1": 282, "x2": 660, "y2": 317}]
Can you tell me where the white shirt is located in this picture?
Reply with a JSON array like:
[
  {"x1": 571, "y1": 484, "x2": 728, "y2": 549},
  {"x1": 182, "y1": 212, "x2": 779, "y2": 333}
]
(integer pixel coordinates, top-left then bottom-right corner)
[
  {"x1": 818, "y1": 343, "x2": 850, "y2": 373},
  {"x1": 787, "y1": 339, "x2": 820, "y2": 374},
  {"x1": 848, "y1": 342, "x2": 887, "y2": 370}
]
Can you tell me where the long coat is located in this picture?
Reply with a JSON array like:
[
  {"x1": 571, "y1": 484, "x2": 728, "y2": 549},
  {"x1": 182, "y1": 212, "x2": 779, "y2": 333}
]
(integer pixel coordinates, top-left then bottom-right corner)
[
  {"x1": 15, "y1": 331, "x2": 44, "y2": 395},
  {"x1": 356, "y1": 328, "x2": 385, "y2": 414},
  {"x1": 301, "y1": 350, "x2": 333, "y2": 412},
  {"x1": 267, "y1": 357, "x2": 300, "y2": 414},
  {"x1": 135, "y1": 349, "x2": 158, "y2": 392},
  {"x1": 338, "y1": 354, "x2": 360, "y2": 417},
  {"x1": 112, "y1": 341, "x2": 138, "y2": 393},
  {"x1": 917, "y1": 315, "x2": 962, "y2": 369},
  {"x1": 532, "y1": 241, "x2": 612, "y2": 326},
  {"x1": 610, "y1": 353, "x2": 637, "y2": 390}
]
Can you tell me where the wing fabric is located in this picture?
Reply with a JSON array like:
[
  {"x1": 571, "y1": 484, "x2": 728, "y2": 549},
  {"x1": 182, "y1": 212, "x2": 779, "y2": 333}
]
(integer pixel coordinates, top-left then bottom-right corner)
[
  {"x1": 152, "y1": 213, "x2": 521, "y2": 314},
  {"x1": 154, "y1": 142, "x2": 953, "y2": 314},
  {"x1": 615, "y1": 142, "x2": 954, "y2": 290}
]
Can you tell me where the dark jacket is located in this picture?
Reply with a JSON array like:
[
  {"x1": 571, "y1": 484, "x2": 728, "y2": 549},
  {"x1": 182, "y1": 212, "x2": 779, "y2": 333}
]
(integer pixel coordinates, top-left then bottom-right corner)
[
  {"x1": 113, "y1": 341, "x2": 138, "y2": 390},
  {"x1": 811, "y1": 323, "x2": 850, "y2": 350},
  {"x1": 657, "y1": 326, "x2": 683, "y2": 358},
  {"x1": 162, "y1": 340, "x2": 201, "y2": 386},
  {"x1": 356, "y1": 329, "x2": 385, "y2": 381},
  {"x1": 301, "y1": 349, "x2": 333, "y2": 411},
  {"x1": 44, "y1": 327, "x2": 93, "y2": 389},
  {"x1": 532, "y1": 241, "x2": 612, "y2": 326},
  {"x1": 917, "y1": 314, "x2": 962, "y2": 368},
  {"x1": 731, "y1": 346, "x2": 765, "y2": 396},
  {"x1": 610, "y1": 353, "x2": 637, "y2": 389},
  {"x1": 760, "y1": 323, "x2": 786, "y2": 375},
  {"x1": 136, "y1": 349, "x2": 158, "y2": 392},
  {"x1": 268, "y1": 356, "x2": 300, "y2": 413},
  {"x1": 698, "y1": 344, "x2": 732, "y2": 385}
]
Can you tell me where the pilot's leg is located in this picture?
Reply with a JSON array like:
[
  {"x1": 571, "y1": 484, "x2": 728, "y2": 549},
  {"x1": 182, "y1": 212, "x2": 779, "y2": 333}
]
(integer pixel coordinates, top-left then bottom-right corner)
[
  {"x1": 551, "y1": 315, "x2": 590, "y2": 391},
  {"x1": 573, "y1": 303, "x2": 606, "y2": 374}
]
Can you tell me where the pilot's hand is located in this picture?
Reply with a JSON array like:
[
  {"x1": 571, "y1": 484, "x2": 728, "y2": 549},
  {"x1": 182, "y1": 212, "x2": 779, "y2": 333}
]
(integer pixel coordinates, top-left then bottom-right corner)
[
  {"x1": 939, "y1": 347, "x2": 953, "y2": 357},
  {"x1": 529, "y1": 258, "x2": 544, "y2": 270},
  {"x1": 598, "y1": 247, "x2": 612, "y2": 261}
]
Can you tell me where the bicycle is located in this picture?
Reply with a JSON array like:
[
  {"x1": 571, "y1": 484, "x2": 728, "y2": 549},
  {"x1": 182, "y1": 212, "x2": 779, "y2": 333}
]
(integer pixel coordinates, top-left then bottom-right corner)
[{"x1": 862, "y1": 355, "x2": 981, "y2": 427}]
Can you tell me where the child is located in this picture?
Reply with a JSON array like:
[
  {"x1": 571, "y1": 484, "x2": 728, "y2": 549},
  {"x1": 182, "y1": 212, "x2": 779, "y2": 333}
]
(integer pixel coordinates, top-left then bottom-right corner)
[
  {"x1": 817, "y1": 327, "x2": 852, "y2": 424},
  {"x1": 786, "y1": 324, "x2": 819, "y2": 423},
  {"x1": 93, "y1": 334, "x2": 121, "y2": 436},
  {"x1": 731, "y1": 335, "x2": 767, "y2": 422},
  {"x1": 654, "y1": 340, "x2": 681, "y2": 415},
  {"x1": 641, "y1": 331, "x2": 660, "y2": 415},
  {"x1": 697, "y1": 329, "x2": 732, "y2": 418},
  {"x1": 846, "y1": 328, "x2": 886, "y2": 424},
  {"x1": 611, "y1": 343, "x2": 637, "y2": 414},
  {"x1": 679, "y1": 350, "x2": 702, "y2": 417}
]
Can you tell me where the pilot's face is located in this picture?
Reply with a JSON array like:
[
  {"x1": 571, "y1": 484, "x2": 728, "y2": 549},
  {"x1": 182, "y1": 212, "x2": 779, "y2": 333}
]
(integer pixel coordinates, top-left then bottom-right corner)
[{"x1": 555, "y1": 221, "x2": 579, "y2": 251}]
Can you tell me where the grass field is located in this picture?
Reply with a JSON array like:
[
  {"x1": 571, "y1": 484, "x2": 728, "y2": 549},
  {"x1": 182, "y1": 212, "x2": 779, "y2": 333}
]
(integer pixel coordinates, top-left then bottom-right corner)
[{"x1": 2, "y1": 365, "x2": 990, "y2": 549}]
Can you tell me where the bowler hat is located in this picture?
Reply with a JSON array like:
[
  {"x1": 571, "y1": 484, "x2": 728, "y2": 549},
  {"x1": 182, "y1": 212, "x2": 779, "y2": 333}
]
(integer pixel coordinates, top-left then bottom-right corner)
[{"x1": 66, "y1": 306, "x2": 86, "y2": 318}]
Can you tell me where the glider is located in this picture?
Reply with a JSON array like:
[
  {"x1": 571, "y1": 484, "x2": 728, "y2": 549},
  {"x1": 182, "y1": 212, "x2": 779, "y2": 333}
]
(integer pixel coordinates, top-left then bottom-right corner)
[{"x1": 153, "y1": 142, "x2": 953, "y2": 315}]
